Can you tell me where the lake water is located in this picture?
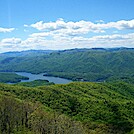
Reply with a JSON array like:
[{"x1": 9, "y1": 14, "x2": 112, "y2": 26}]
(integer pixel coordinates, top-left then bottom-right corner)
[{"x1": 15, "y1": 72, "x2": 72, "y2": 84}]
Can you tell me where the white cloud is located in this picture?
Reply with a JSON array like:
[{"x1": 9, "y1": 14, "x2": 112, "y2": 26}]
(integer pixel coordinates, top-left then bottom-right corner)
[
  {"x1": 30, "y1": 19, "x2": 105, "y2": 34},
  {"x1": 30, "y1": 19, "x2": 134, "y2": 36},
  {"x1": 1, "y1": 33, "x2": 134, "y2": 53},
  {"x1": 24, "y1": 24, "x2": 28, "y2": 27},
  {"x1": 1, "y1": 38, "x2": 22, "y2": 44},
  {"x1": 0, "y1": 27, "x2": 15, "y2": 33},
  {"x1": 95, "y1": 20, "x2": 105, "y2": 23},
  {"x1": 98, "y1": 19, "x2": 134, "y2": 30},
  {"x1": 30, "y1": 32, "x2": 51, "y2": 38}
]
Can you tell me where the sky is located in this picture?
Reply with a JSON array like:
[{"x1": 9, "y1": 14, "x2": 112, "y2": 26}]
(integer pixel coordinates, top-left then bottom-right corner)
[{"x1": 0, "y1": 0, "x2": 134, "y2": 53}]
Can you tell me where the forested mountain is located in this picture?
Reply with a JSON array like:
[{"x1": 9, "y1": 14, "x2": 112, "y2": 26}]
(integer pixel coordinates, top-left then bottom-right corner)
[
  {"x1": 0, "y1": 48, "x2": 134, "y2": 133},
  {"x1": 0, "y1": 81, "x2": 134, "y2": 134},
  {"x1": 0, "y1": 48, "x2": 134, "y2": 82}
]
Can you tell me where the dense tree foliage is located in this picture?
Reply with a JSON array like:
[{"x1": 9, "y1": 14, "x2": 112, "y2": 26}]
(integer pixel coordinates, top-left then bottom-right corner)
[
  {"x1": 15, "y1": 79, "x2": 54, "y2": 87},
  {"x1": 0, "y1": 72, "x2": 29, "y2": 83},
  {"x1": 0, "y1": 81, "x2": 134, "y2": 133},
  {"x1": 0, "y1": 91, "x2": 86, "y2": 134}
]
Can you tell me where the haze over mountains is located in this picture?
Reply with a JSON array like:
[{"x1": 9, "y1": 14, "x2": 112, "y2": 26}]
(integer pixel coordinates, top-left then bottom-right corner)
[{"x1": 1, "y1": 47, "x2": 134, "y2": 55}]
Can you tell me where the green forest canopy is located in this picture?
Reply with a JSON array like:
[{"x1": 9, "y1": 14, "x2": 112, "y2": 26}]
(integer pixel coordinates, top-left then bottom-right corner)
[{"x1": 0, "y1": 81, "x2": 134, "y2": 133}]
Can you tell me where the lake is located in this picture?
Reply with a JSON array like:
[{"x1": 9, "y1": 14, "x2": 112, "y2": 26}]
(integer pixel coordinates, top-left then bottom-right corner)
[{"x1": 15, "y1": 72, "x2": 72, "y2": 84}]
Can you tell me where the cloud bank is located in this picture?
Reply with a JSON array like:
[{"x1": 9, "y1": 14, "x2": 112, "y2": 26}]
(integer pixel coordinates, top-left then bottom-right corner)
[
  {"x1": 1, "y1": 19, "x2": 134, "y2": 52},
  {"x1": 30, "y1": 19, "x2": 134, "y2": 35},
  {"x1": 1, "y1": 33, "x2": 134, "y2": 52}
]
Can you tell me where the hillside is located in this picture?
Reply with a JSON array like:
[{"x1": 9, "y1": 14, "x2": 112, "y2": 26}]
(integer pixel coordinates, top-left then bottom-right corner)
[
  {"x1": 0, "y1": 48, "x2": 134, "y2": 82},
  {"x1": 0, "y1": 72, "x2": 29, "y2": 83},
  {"x1": 0, "y1": 81, "x2": 134, "y2": 133}
]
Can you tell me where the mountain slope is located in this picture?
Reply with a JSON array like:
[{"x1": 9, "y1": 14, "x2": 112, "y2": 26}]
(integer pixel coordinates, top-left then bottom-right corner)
[{"x1": 0, "y1": 81, "x2": 134, "y2": 133}]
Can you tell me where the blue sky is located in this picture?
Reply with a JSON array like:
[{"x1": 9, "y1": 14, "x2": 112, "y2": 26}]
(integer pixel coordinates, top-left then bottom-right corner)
[{"x1": 0, "y1": 0, "x2": 134, "y2": 52}]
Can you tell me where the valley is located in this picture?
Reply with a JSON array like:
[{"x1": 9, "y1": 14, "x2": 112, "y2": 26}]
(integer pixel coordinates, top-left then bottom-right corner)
[{"x1": 0, "y1": 48, "x2": 134, "y2": 133}]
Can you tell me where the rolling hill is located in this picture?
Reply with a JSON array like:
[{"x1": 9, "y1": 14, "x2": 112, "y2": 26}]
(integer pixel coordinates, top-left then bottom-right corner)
[{"x1": 0, "y1": 81, "x2": 134, "y2": 133}]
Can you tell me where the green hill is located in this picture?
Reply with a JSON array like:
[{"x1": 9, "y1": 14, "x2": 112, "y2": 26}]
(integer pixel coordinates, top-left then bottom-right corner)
[
  {"x1": 0, "y1": 72, "x2": 29, "y2": 83},
  {"x1": 0, "y1": 81, "x2": 134, "y2": 133}
]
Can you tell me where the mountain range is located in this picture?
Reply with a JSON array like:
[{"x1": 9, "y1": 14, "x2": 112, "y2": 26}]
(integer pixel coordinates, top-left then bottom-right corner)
[{"x1": 0, "y1": 47, "x2": 134, "y2": 82}]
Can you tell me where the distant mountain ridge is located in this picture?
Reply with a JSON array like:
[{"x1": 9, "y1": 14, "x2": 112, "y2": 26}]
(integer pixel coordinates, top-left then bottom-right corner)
[
  {"x1": 0, "y1": 47, "x2": 134, "y2": 82},
  {"x1": 1, "y1": 50, "x2": 57, "y2": 57},
  {"x1": 1, "y1": 47, "x2": 134, "y2": 56}
]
